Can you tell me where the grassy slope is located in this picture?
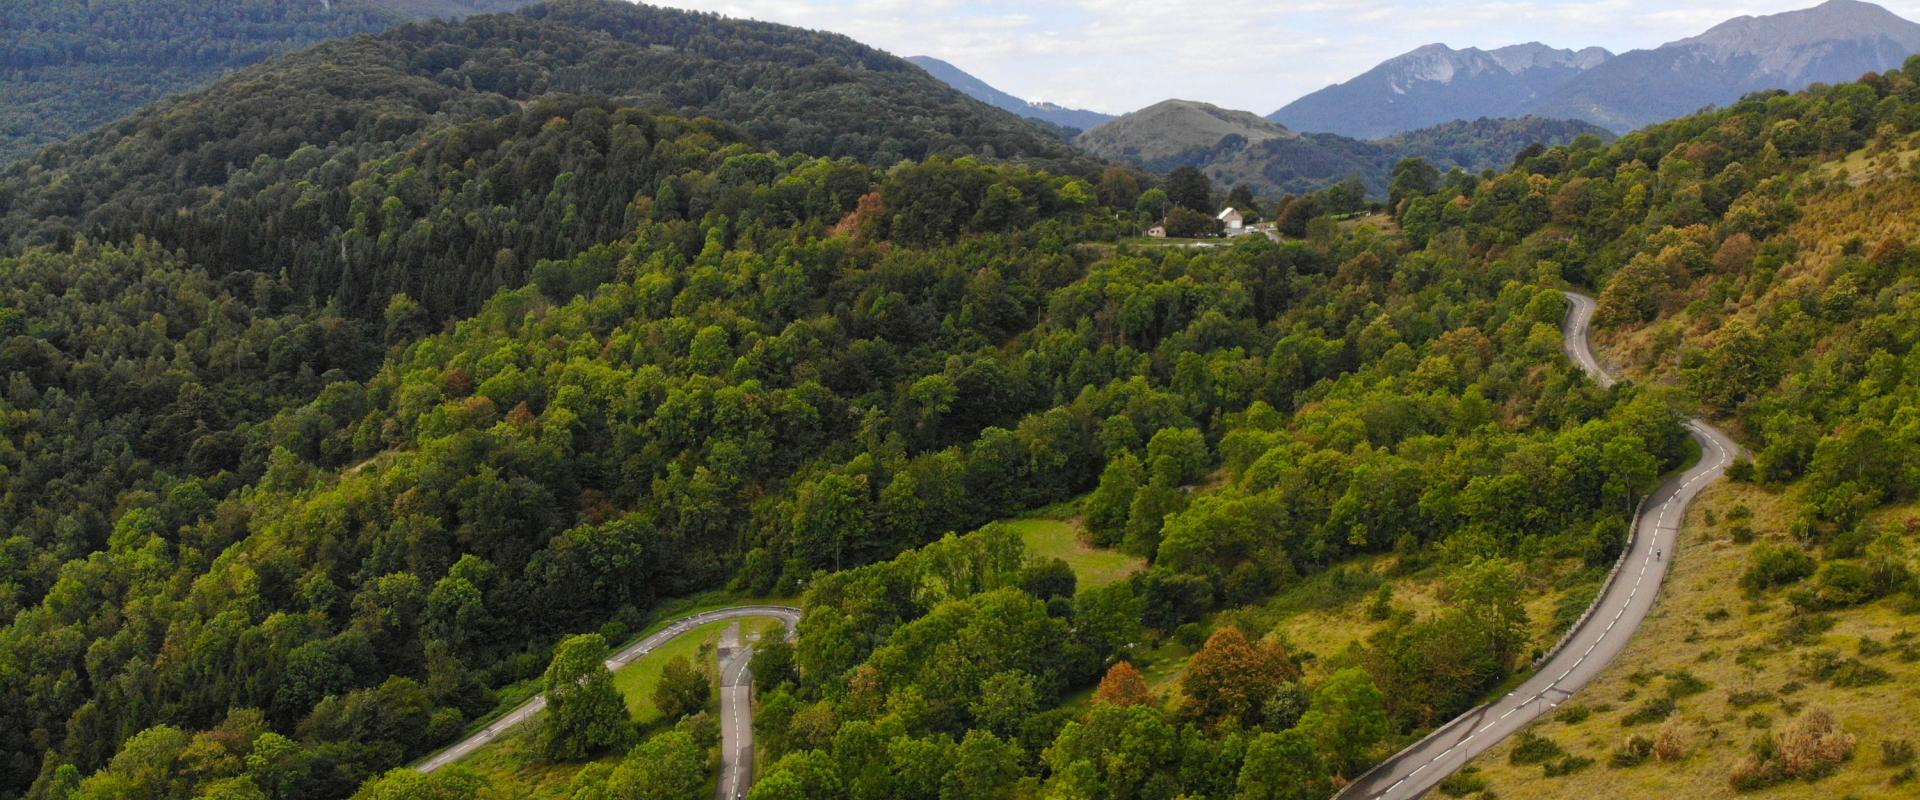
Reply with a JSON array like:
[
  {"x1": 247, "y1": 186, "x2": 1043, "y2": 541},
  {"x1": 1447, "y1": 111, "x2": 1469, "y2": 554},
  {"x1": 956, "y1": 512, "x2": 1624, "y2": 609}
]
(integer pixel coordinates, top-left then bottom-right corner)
[
  {"x1": 1009, "y1": 516, "x2": 1144, "y2": 589},
  {"x1": 1457, "y1": 142, "x2": 1920, "y2": 798},
  {"x1": 611, "y1": 621, "x2": 731, "y2": 721},
  {"x1": 1465, "y1": 483, "x2": 1920, "y2": 798}
]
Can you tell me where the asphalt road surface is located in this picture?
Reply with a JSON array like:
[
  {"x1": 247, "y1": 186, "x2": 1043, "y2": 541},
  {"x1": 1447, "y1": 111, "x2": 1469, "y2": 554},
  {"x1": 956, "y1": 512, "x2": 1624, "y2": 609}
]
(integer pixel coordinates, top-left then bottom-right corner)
[
  {"x1": 1336, "y1": 292, "x2": 1738, "y2": 799},
  {"x1": 416, "y1": 605, "x2": 802, "y2": 777},
  {"x1": 716, "y1": 623, "x2": 756, "y2": 800}
]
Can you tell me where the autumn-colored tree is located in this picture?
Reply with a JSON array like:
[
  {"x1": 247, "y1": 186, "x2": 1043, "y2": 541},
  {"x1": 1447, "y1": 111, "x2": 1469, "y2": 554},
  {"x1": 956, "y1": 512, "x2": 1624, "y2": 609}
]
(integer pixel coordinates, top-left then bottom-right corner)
[
  {"x1": 1092, "y1": 662, "x2": 1153, "y2": 708},
  {"x1": 1712, "y1": 232, "x2": 1756, "y2": 273},
  {"x1": 1181, "y1": 626, "x2": 1302, "y2": 726},
  {"x1": 831, "y1": 191, "x2": 886, "y2": 240}
]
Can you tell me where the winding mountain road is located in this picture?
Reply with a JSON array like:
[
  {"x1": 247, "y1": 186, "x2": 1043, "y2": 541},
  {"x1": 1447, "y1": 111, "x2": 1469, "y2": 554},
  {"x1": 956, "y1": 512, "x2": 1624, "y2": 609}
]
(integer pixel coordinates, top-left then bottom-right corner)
[
  {"x1": 716, "y1": 623, "x2": 758, "y2": 800},
  {"x1": 417, "y1": 604, "x2": 802, "y2": 793},
  {"x1": 1335, "y1": 292, "x2": 1738, "y2": 799}
]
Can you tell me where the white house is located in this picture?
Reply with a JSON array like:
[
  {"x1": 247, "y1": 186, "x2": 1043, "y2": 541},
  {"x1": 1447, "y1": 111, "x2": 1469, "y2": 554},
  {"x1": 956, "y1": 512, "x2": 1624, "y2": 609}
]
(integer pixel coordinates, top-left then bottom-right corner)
[
  {"x1": 1146, "y1": 224, "x2": 1167, "y2": 238},
  {"x1": 1217, "y1": 207, "x2": 1244, "y2": 230}
]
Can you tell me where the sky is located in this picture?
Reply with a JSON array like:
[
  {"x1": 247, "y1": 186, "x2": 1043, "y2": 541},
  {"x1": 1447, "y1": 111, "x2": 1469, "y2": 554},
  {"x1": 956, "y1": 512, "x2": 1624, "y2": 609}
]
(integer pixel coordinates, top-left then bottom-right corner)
[{"x1": 638, "y1": 0, "x2": 1920, "y2": 114}]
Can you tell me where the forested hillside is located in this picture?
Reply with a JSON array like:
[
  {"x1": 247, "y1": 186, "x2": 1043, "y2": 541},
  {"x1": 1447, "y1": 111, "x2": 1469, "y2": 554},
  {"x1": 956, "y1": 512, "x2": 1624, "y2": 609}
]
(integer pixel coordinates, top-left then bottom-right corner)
[
  {"x1": 0, "y1": 0, "x2": 536, "y2": 165},
  {"x1": 0, "y1": 0, "x2": 1091, "y2": 322},
  {"x1": 24, "y1": 5, "x2": 1920, "y2": 800},
  {"x1": 0, "y1": 97, "x2": 1130, "y2": 796},
  {"x1": 1380, "y1": 57, "x2": 1920, "y2": 797},
  {"x1": 0, "y1": 79, "x2": 1690, "y2": 800}
]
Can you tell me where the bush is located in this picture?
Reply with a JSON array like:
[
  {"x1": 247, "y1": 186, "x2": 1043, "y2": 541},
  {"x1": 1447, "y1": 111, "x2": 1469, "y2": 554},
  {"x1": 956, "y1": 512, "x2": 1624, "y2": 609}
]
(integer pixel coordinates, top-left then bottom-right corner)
[
  {"x1": 1367, "y1": 584, "x2": 1394, "y2": 621},
  {"x1": 1436, "y1": 768, "x2": 1487, "y2": 797},
  {"x1": 1665, "y1": 670, "x2": 1709, "y2": 699},
  {"x1": 1883, "y1": 738, "x2": 1915, "y2": 767},
  {"x1": 1653, "y1": 718, "x2": 1691, "y2": 761},
  {"x1": 1804, "y1": 651, "x2": 1893, "y2": 688},
  {"x1": 1622, "y1": 696, "x2": 1676, "y2": 726},
  {"x1": 1611, "y1": 735, "x2": 1654, "y2": 768},
  {"x1": 1163, "y1": 206, "x2": 1221, "y2": 238},
  {"x1": 1729, "y1": 708, "x2": 1856, "y2": 791},
  {"x1": 1510, "y1": 731, "x2": 1565, "y2": 765},
  {"x1": 1774, "y1": 613, "x2": 1835, "y2": 645},
  {"x1": 1555, "y1": 704, "x2": 1592, "y2": 725},
  {"x1": 1173, "y1": 622, "x2": 1210, "y2": 651},
  {"x1": 1800, "y1": 561, "x2": 1881, "y2": 609},
  {"x1": 1543, "y1": 754, "x2": 1595, "y2": 776},
  {"x1": 1742, "y1": 544, "x2": 1816, "y2": 593}
]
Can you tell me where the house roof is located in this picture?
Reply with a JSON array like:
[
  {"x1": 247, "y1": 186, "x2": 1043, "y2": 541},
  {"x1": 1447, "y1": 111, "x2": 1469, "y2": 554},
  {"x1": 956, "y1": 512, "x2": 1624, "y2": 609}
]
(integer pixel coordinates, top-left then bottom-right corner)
[{"x1": 1217, "y1": 207, "x2": 1241, "y2": 220}]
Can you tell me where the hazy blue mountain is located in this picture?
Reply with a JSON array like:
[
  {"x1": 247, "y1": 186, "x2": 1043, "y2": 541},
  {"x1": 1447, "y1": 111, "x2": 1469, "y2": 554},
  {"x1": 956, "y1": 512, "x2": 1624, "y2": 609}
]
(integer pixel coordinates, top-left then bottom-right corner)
[
  {"x1": 1271, "y1": 42, "x2": 1611, "y2": 139},
  {"x1": 1522, "y1": 0, "x2": 1920, "y2": 131},
  {"x1": 1080, "y1": 99, "x2": 1611, "y2": 197},
  {"x1": 909, "y1": 55, "x2": 1114, "y2": 132}
]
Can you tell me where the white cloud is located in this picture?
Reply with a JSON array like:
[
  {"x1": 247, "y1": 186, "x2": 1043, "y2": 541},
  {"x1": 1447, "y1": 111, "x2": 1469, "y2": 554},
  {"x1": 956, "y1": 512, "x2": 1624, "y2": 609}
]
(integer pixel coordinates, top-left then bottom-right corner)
[{"x1": 631, "y1": 0, "x2": 1920, "y2": 115}]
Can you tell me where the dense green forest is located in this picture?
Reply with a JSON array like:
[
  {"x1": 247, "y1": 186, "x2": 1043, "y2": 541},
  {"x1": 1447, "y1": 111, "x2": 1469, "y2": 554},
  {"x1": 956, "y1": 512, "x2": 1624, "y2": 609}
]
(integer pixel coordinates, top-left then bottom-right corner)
[
  {"x1": 0, "y1": 94, "x2": 1119, "y2": 796},
  {"x1": 0, "y1": 1, "x2": 1093, "y2": 326},
  {"x1": 14, "y1": 2, "x2": 1920, "y2": 800},
  {"x1": 0, "y1": 90, "x2": 1680, "y2": 796},
  {"x1": 0, "y1": 0, "x2": 536, "y2": 165}
]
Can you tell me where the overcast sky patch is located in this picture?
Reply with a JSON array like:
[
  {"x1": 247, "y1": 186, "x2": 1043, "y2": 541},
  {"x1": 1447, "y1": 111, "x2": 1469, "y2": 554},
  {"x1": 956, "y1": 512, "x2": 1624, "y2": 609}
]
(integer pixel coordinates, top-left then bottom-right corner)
[{"x1": 638, "y1": 0, "x2": 1920, "y2": 114}]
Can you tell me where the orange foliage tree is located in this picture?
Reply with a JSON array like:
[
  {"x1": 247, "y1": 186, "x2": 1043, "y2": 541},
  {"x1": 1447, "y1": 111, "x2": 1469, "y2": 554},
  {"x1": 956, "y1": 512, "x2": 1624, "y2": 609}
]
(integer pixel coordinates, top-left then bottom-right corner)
[{"x1": 1092, "y1": 661, "x2": 1153, "y2": 708}]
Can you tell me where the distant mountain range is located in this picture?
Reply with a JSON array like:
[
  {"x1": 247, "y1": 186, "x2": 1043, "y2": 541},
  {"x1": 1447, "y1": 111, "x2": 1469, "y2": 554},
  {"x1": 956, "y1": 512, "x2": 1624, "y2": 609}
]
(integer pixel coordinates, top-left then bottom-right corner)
[
  {"x1": 1526, "y1": 0, "x2": 1920, "y2": 132},
  {"x1": 1274, "y1": 0, "x2": 1920, "y2": 136},
  {"x1": 907, "y1": 56, "x2": 1115, "y2": 132},
  {"x1": 1076, "y1": 99, "x2": 1611, "y2": 197},
  {"x1": 0, "y1": 0, "x2": 539, "y2": 164},
  {"x1": 1272, "y1": 43, "x2": 1612, "y2": 140},
  {"x1": 906, "y1": 1, "x2": 1920, "y2": 197}
]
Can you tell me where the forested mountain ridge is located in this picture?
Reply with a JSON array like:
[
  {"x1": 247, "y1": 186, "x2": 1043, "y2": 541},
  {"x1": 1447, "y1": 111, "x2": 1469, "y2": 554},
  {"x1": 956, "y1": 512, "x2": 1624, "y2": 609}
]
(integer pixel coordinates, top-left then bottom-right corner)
[
  {"x1": 0, "y1": 0, "x2": 1092, "y2": 324},
  {"x1": 0, "y1": 0, "x2": 538, "y2": 165},
  {"x1": 1079, "y1": 100, "x2": 1610, "y2": 197}
]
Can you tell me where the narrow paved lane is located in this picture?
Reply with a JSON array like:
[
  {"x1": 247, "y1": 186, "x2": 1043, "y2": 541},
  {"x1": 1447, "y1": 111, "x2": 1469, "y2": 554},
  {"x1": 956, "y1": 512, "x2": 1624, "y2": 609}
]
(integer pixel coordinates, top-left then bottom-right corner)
[
  {"x1": 1336, "y1": 292, "x2": 1738, "y2": 799},
  {"x1": 716, "y1": 623, "x2": 756, "y2": 800},
  {"x1": 416, "y1": 605, "x2": 801, "y2": 779}
]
